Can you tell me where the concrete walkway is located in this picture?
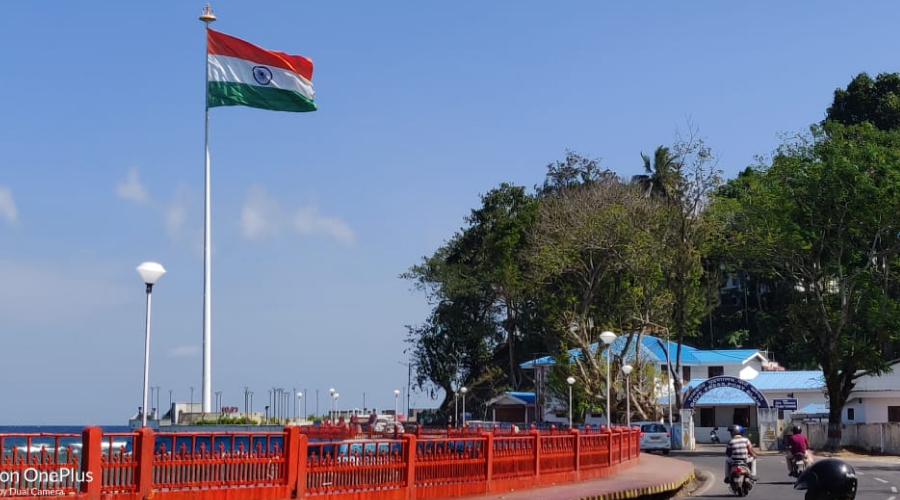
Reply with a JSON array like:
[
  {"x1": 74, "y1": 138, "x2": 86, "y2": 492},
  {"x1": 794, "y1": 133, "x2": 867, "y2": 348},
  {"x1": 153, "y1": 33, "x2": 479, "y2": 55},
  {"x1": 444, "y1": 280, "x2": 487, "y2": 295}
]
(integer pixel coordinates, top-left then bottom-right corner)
[{"x1": 457, "y1": 453, "x2": 695, "y2": 500}]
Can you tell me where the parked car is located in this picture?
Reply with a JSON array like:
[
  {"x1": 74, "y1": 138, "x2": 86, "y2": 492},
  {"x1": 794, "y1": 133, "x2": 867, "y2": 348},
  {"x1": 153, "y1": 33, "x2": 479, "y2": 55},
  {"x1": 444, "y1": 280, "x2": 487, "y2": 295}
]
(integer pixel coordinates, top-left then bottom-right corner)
[{"x1": 635, "y1": 421, "x2": 671, "y2": 454}]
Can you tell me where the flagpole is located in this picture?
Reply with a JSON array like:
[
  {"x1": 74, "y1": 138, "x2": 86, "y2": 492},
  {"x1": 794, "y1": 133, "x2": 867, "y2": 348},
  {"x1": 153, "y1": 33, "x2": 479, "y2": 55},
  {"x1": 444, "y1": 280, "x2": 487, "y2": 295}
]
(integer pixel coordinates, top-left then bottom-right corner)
[{"x1": 199, "y1": 3, "x2": 216, "y2": 414}]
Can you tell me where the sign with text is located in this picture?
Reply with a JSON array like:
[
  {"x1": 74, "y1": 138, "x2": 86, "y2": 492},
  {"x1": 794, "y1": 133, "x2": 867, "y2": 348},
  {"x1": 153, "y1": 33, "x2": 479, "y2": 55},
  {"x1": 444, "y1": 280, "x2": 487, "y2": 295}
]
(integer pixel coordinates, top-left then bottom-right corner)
[
  {"x1": 682, "y1": 376, "x2": 770, "y2": 409},
  {"x1": 773, "y1": 398, "x2": 798, "y2": 410}
]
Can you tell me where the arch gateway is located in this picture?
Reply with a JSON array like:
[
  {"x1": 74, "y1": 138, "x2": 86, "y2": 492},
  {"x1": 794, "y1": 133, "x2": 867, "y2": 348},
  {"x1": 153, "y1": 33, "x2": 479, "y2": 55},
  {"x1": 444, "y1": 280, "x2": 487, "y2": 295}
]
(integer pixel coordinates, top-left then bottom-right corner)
[{"x1": 675, "y1": 375, "x2": 779, "y2": 451}]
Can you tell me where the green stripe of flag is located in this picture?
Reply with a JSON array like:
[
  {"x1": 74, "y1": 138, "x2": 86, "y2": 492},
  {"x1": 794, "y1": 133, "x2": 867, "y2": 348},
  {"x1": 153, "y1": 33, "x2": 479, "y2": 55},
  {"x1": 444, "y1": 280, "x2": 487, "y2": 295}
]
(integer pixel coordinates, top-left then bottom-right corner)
[{"x1": 208, "y1": 82, "x2": 317, "y2": 113}]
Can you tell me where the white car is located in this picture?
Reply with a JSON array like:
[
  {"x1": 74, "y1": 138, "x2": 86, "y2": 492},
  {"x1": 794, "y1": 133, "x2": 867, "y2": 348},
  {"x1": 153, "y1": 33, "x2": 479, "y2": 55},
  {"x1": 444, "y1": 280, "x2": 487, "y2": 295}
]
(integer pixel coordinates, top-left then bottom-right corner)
[{"x1": 636, "y1": 422, "x2": 671, "y2": 455}]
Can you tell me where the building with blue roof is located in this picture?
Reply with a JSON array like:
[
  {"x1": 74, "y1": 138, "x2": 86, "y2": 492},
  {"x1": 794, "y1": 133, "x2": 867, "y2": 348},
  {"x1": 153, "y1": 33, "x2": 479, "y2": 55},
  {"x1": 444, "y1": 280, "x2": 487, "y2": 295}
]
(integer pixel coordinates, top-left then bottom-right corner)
[{"x1": 519, "y1": 334, "x2": 775, "y2": 426}]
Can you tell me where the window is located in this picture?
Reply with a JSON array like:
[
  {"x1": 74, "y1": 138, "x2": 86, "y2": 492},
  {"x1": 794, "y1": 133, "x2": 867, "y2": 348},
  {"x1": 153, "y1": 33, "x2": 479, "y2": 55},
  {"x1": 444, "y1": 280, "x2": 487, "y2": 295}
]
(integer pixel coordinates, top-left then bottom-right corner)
[
  {"x1": 700, "y1": 408, "x2": 716, "y2": 427},
  {"x1": 847, "y1": 408, "x2": 855, "y2": 421},
  {"x1": 682, "y1": 366, "x2": 691, "y2": 381},
  {"x1": 708, "y1": 366, "x2": 724, "y2": 377},
  {"x1": 888, "y1": 406, "x2": 900, "y2": 423}
]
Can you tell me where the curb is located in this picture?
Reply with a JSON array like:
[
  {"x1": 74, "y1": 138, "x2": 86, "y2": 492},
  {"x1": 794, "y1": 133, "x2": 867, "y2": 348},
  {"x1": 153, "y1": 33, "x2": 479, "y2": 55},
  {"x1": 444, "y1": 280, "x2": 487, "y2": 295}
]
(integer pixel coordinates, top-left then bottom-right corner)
[{"x1": 569, "y1": 470, "x2": 695, "y2": 500}]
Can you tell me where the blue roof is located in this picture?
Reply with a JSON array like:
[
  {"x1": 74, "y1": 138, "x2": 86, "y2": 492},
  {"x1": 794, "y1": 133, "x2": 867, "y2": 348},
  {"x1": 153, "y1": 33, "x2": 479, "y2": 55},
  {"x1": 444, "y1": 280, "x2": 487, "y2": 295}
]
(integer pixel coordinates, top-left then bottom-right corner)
[
  {"x1": 520, "y1": 335, "x2": 764, "y2": 368},
  {"x1": 795, "y1": 403, "x2": 829, "y2": 415},
  {"x1": 507, "y1": 392, "x2": 535, "y2": 404},
  {"x1": 680, "y1": 371, "x2": 825, "y2": 393}
]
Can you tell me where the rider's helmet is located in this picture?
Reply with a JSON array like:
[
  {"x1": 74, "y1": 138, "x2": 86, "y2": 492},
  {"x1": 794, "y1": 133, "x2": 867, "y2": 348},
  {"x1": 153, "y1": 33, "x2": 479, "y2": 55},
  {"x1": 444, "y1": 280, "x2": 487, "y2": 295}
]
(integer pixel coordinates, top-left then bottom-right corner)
[
  {"x1": 794, "y1": 458, "x2": 857, "y2": 500},
  {"x1": 792, "y1": 425, "x2": 802, "y2": 435},
  {"x1": 728, "y1": 424, "x2": 744, "y2": 437}
]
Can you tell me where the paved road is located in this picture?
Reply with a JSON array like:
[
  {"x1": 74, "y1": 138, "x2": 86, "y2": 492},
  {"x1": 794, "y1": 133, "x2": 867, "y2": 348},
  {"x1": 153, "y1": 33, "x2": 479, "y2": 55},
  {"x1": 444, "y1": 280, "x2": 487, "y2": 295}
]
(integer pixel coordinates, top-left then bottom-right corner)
[{"x1": 669, "y1": 446, "x2": 900, "y2": 500}]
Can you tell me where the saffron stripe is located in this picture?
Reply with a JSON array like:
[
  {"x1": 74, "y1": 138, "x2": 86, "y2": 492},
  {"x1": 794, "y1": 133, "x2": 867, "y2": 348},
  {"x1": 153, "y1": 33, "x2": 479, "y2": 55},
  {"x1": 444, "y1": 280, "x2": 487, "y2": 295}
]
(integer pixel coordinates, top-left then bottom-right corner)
[
  {"x1": 207, "y1": 29, "x2": 313, "y2": 81},
  {"x1": 208, "y1": 81, "x2": 317, "y2": 112},
  {"x1": 208, "y1": 54, "x2": 314, "y2": 101}
]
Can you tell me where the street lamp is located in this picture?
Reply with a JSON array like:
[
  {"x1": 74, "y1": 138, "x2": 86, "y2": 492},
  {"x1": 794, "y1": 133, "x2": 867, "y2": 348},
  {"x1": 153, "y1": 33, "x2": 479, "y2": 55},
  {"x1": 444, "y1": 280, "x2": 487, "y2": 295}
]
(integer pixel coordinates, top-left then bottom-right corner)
[
  {"x1": 599, "y1": 330, "x2": 617, "y2": 427},
  {"x1": 622, "y1": 364, "x2": 633, "y2": 428},
  {"x1": 297, "y1": 392, "x2": 303, "y2": 422},
  {"x1": 394, "y1": 389, "x2": 400, "y2": 419},
  {"x1": 460, "y1": 387, "x2": 468, "y2": 428},
  {"x1": 454, "y1": 389, "x2": 459, "y2": 428},
  {"x1": 333, "y1": 392, "x2": 339, "y2": 422},
  {"x1": 566, "y1": 376, "x2": 576, "y2": 428},
  {"x1": 136, "y1": 261, "x2": 166, "y2": 428},
  {"x1": 328, "y1": 388, "x2": 335, "y2": 422}
]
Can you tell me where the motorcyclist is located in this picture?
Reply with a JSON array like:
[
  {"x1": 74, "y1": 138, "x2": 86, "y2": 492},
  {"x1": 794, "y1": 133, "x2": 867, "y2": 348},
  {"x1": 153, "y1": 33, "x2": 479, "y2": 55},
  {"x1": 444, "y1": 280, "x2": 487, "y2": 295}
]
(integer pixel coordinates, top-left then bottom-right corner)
[
  {"x1": 724, "y1": 424, "x2": 758, "y2": 482},
  {"x1": 794, "y1": 458, "x2": 857, "y2": 500},
  {"x1": 785, "y1": 425, "x2": 812, "y2": 475}
]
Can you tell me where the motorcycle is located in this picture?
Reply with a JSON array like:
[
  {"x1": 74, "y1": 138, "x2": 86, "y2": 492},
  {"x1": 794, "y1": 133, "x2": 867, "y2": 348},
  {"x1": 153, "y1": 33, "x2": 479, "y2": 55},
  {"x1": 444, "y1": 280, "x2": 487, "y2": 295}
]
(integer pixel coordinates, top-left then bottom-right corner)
[
  {"x1": 729, "y1": 460, "x2": 755, "y2": 497},
  {"x1": 710, "y1": 428, "x2": 721, "y2": 444},
  {"x1": 789, "y1": 452, "x2": 807, "y2": 478}
]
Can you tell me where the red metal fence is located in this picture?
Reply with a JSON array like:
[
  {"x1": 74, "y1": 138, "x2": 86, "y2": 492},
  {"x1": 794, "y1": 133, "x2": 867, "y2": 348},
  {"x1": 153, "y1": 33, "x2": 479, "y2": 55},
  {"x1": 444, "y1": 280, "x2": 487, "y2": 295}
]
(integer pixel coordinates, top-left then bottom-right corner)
[{"x1": 0, "y1": 425, "x2": 640, "y2": 500}]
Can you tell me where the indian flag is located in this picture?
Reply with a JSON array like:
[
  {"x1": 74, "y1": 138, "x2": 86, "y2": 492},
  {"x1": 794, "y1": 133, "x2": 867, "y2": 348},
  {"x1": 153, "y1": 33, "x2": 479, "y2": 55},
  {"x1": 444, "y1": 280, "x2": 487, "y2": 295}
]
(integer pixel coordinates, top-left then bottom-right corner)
[{"x1": 207, "y1": 29, "x2": 316, "y2": 112}]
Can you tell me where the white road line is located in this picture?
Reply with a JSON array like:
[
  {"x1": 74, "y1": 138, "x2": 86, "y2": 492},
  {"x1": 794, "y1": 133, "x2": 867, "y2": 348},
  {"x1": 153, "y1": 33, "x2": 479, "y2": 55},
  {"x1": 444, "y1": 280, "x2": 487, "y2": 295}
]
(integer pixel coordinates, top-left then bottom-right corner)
[
  {"x1": 892, "y1": 486, "x2": 898, "y2": 493},
  {"x1": 875, "y1": 477, "x2": 889, "y2": 483},
  {"x1": 887, "y1": 496, "x2": 895, "y2": 500}
]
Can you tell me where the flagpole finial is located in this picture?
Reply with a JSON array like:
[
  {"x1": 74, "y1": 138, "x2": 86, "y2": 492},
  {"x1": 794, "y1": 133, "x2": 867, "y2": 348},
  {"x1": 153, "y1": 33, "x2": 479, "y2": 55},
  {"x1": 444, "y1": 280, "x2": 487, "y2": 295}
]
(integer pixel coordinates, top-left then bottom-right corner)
[{"x1": 199, "y1": 4, "x2": 216, "y2": 23}]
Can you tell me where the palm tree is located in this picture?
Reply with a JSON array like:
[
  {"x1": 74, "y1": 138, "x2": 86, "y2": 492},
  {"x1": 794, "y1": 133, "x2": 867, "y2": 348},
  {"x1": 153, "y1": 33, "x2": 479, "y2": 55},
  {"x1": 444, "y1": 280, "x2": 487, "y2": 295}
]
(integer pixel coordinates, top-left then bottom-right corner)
[{"x1": 632, "y1": 146, "x2": 680, "y2": 199}]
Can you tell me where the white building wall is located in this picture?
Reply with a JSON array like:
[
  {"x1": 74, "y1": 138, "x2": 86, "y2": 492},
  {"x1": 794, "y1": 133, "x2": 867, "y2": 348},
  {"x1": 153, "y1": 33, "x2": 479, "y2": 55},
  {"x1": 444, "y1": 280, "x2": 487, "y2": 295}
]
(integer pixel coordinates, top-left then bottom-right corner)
[{"x1": 857, "y1": 397, "x2": 900, "y2": 423}]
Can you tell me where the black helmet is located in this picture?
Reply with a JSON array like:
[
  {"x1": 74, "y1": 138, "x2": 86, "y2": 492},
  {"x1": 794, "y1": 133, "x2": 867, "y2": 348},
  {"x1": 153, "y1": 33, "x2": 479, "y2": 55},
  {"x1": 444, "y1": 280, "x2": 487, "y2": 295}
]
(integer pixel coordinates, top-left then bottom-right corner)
[
  {"x1": 794, "y1": 458, "x2": 857, "y2": 500},
  {"x1": 792, "y1": 425, "x2": 802, "y2": 435},
  {"x1": 728, "y1": 424, "x2": 743, "y2": 436}
]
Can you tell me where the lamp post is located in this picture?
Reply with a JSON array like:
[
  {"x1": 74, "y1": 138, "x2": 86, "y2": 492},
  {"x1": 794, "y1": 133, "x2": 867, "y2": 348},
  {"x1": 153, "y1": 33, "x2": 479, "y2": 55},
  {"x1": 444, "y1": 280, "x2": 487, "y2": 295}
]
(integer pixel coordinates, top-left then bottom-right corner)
[
  {"x1": 297, "y1": 392, "x2": 303, "y2": 422},
  {"x1": 599, "y1": 331, "x2": 617, "y2": 427},
  {"x1": 460, "y1": 387, "x2": 468, "y2": 428},
  {"x1": 454, "y1": 390, "x2": 459, "y2": 428},
  {"x1": 622, "y1": 364, "x2": 633, "y2": 427},
  {"x1": 328, "y1": 388, "x2": 335, "y2": 422},
  {"x1": 394, "y1": 389, "x2": 400, "y2": 419},
  {"x1": 333, "y1": 392, "x2": 339, "y2": 422},
  {"x1": 566, "y1": 376, "x2": 576, "y2": 428},
  {"x1": 136, "y1": 262, "x2": 166, "y2": 427}
]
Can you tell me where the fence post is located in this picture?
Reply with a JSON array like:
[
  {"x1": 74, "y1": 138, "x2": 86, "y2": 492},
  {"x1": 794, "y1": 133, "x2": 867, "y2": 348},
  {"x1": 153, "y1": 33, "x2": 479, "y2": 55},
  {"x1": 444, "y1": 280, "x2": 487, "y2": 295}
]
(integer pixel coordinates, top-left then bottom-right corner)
[
  {"x1": 403, "y1": 433, "x2": 417, "y2": 500},
  {"x1": 530, "y1": 429, "x2": 541, "y2": 481},
  {"x1": 570, "y1": 428, "x2": 580, "y2": 479},
  {"x1": 605, "y1": 426, "x2": 613, "y2": 466},
  {"x1": 283, "y1": 425, "x2": 301, "y2": 497},
  {"x1": 133, "y1": 426, "x2": 155, "y2": 500},
  {"x1": 296, "y1": 433, "x2": 309, "y2": 497},
  {"x1": 482, "y1": 432, "x2": 494, "y2": 493},
  {"x1": 617, "y1": 428, "x2": 623, "y2": 464},
  {"x1": 79, "y1": 426, "x2": 103, "y2": 500}
]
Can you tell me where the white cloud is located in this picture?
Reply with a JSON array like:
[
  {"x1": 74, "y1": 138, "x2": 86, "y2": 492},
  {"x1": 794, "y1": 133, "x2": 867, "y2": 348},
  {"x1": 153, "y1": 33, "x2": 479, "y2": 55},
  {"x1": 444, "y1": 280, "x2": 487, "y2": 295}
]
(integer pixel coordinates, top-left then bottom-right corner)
[
  {"x1": 240, "y1": 185, "x2": 281, "y2": 239},
  {"x1": 0, "y1": 185, "x2": 19, "y2": 225},
  {"x1": 294, "y1": 207, "x2": 355, "y2": 244},
  {"x1": 239, "y1": 185, "x2": 355, "y2": 245},
  {"x1": 115, "y1": 167, "x2": 150, "y2": 205},
  {"x1": 167, "y1": 345, "x2": 200, "y2": 358},
  {"x1": 115, "y1": 168, "x2": 202, "y2": 255}
]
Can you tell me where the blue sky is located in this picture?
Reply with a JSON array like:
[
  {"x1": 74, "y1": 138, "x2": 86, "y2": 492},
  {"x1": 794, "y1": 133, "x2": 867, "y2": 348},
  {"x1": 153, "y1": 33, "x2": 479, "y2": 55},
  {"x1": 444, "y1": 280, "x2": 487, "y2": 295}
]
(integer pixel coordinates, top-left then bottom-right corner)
[{"x1": 1, "y1": 1, "x2": 899, "y2": 425}]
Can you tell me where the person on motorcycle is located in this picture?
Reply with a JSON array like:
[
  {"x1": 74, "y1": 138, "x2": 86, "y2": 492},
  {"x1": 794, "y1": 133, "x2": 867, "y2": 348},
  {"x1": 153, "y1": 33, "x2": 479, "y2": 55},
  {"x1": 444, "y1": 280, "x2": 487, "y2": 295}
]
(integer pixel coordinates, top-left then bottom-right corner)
[
  {"x1": 724, "y1": 424, "x2": 758, "y2": 482},
  {"x1": 794, "y1": 458, "x2": 857, "y2": 500},
  {"x1": 785, "y1": 425, "x2": 812, "y2": 475}
]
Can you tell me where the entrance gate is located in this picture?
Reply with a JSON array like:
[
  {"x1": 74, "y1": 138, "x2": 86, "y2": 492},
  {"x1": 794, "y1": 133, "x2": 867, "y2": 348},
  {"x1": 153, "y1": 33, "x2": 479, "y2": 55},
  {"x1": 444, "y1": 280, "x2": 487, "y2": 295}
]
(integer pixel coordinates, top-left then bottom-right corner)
[{"x1": 678, "y1": 375, "x2": 778, "y2": 451}]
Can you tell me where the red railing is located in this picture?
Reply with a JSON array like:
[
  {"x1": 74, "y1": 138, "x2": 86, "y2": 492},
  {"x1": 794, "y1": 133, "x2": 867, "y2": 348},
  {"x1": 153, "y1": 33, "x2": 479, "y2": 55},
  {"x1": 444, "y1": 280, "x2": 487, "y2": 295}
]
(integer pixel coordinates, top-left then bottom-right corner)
[{"x1": 0, "y1": 425, "x2": 640, "y2": 500}]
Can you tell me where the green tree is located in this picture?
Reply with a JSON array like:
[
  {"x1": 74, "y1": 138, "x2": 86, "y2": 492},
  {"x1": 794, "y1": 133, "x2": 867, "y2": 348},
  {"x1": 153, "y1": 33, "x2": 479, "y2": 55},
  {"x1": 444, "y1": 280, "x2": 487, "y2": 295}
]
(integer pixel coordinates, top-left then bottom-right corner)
[
  {"x1": 715, "y1": 122, "x2": 900, "y2": 449},
  {"x1": 826, "y1": 72, "x2": 900, "y2": 130}
]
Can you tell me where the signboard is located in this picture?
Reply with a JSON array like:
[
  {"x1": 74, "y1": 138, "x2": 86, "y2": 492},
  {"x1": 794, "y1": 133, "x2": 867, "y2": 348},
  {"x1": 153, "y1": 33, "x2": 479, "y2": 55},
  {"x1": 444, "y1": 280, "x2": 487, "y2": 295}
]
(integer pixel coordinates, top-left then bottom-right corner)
[
  {"x1": 773, "y1": 398, "x2": 798, "y2": 410},
  {"x1": 682, "y1": 376, "x2": 770, "y2": 409}
]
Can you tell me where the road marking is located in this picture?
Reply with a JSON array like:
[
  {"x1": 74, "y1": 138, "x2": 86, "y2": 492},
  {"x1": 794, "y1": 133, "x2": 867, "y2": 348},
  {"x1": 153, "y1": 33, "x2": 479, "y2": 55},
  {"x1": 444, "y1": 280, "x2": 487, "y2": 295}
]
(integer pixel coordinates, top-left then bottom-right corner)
[
  {"x1": 892, "y1": 486, "x2": 898, "y2": 493},
  {"x1": 875, "y1": 477, "x2": 889, "y2": 483},
  {"x1": 887, "y1": 496, "x2": 895, "y2": 500}
]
